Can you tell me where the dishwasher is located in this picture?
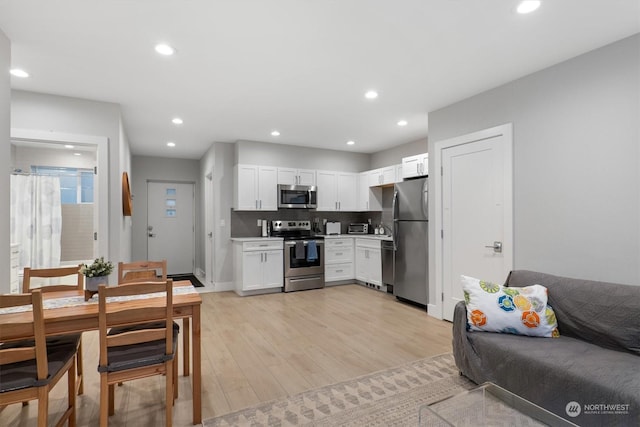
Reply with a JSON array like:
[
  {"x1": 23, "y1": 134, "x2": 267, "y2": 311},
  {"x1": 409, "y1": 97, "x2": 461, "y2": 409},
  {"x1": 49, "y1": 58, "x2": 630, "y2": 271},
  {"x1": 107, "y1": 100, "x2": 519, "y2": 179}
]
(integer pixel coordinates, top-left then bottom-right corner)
[{"x1": 381, "y1": 240, "x2": 395, "y2": 293}]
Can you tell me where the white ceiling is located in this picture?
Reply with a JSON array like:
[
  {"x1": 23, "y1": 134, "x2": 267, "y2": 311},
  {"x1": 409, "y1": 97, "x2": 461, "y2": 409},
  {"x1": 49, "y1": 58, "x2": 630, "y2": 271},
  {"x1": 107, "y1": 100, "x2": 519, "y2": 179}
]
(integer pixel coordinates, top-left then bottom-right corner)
[{"x1": 1, "y1": 1, "x2": 638, "y2": 159}]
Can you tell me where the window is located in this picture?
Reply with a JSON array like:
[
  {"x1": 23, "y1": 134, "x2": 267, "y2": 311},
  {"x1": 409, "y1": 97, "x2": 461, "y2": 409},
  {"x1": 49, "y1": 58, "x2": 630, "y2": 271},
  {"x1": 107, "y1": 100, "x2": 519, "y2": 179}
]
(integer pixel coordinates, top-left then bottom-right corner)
[{"x1": 31, "y1": 166, "x2": 94, "y2": 204}]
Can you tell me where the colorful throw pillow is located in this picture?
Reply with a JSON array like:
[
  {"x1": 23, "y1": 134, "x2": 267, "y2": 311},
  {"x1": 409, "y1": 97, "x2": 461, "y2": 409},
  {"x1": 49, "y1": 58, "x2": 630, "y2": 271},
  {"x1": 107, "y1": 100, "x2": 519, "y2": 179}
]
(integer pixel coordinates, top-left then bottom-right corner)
[{"x1": 461, "y1": 275, "x2": 559, "y2": 337}]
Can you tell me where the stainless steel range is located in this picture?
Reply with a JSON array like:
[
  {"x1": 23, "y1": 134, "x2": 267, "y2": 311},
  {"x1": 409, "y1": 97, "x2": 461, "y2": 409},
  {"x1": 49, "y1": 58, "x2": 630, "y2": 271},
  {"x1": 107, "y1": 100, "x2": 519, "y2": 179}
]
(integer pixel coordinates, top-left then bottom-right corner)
[{"x1": 271, "y1": 220, "x2": 325, "y2": 292}]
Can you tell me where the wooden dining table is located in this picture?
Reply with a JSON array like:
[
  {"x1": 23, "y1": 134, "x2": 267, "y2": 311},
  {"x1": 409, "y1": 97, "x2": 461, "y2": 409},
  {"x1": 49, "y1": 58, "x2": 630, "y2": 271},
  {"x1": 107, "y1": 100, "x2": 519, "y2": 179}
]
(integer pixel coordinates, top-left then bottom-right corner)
[{"x1": 0, "y1": 280, "x2": 203, "y2": 425}]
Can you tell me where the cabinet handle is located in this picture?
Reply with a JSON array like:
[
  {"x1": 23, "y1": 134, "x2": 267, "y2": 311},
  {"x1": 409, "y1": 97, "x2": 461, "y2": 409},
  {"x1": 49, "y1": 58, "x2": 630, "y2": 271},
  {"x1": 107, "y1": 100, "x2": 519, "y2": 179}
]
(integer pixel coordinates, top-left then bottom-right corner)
[
  {"x1": 336, "y1": 252, "x2": 342, "y2": 256},
  {"x1": 259, "y1": 244, "x2": 268, "y2": 247},
  {"x1": 265, "y1": 253, "x2": 268, "y2": 262},
  {"x1": 261, "y1": 253, "x2": 264, "y2": 262},
  {"x1": 336, "y1": 269, "x2": 343, "y2": 273},
  {"x1": 256, "y1": 200, "x2": 258, "y2": 209}
]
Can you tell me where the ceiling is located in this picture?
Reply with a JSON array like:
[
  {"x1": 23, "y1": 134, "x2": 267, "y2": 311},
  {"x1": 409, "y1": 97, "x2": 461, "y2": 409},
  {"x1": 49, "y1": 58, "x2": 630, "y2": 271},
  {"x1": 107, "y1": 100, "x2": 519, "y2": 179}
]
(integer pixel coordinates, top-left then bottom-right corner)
[{"x1": 1, "y1": 1, "x2": 638, "y2": 159}]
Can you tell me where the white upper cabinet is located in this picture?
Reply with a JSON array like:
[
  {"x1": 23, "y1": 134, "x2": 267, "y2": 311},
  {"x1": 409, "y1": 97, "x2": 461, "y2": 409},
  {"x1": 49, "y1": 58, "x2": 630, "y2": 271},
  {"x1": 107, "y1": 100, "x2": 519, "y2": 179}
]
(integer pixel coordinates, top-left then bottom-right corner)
[
  {"x1": 277, "y1": 168, "x2": 316, "y2": 186},
  {"x1": 234, "y1": 164, "x2": 278, "y2": 211},
  {"x1": 395, "y1": 164, "x2": 403, "y2": 183},
  {"x1": 316, "y1": 170, "x2": 357, "y2": 211},
  {"x1": 337, "y1": 172, "x2": 357, "y2": 211},
  {"x1": 402, "y1": 153, "x2": 428, "y2": 179},
  {"x1": 358, "y1": 172, "x2": 382, "y2": 212},
  {"x1": 368, "y1": 166, "x2": 397, "y2": 187}
]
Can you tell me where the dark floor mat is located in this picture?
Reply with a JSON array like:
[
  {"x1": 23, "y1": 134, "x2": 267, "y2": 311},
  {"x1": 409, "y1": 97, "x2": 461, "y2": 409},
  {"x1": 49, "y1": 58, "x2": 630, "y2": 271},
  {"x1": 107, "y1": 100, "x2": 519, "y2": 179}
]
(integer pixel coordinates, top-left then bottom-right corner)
[{"x1": 168, "y1": 274, "x2": 204, "y2": 287}]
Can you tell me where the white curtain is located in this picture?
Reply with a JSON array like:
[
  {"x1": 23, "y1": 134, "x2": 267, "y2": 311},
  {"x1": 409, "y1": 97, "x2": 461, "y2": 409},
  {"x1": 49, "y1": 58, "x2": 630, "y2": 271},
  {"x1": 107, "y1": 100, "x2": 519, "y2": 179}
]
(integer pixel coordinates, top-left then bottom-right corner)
[{"x1": 10, "y1": 175, "x2": 62, "y2": 269}]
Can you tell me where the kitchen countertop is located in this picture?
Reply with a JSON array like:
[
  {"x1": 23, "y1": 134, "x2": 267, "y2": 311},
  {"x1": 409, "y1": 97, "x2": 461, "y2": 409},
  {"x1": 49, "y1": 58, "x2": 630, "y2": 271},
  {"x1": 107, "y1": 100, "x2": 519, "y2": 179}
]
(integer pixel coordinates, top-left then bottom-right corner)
[
  {"x1": 322, "y1": 234, "x2": 393, "y2": 241},
  {"x1": 230, "y1": 237, "x2": 284, "y2": 242}
]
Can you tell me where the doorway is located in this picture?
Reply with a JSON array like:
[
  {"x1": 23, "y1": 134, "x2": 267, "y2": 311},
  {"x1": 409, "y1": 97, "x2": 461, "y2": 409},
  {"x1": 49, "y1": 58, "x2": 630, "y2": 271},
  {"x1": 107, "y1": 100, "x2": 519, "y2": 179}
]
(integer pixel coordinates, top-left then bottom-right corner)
[
  {"x1": 433, "y1": 124, "x2": 514, "y2": 321},
  {"x1": 9, "y1": 130, "x2": 108, "y2": 270},
  {"x1": 147, "y1": 181, "x2": 195, "y2": 275}
]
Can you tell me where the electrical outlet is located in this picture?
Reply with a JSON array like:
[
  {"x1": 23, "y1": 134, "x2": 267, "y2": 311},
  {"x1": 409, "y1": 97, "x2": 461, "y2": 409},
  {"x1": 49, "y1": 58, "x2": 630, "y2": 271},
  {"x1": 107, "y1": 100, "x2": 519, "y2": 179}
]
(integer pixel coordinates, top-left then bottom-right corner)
[{"x1": 257, "y1": 219, "x2": 262, "y2": 226}]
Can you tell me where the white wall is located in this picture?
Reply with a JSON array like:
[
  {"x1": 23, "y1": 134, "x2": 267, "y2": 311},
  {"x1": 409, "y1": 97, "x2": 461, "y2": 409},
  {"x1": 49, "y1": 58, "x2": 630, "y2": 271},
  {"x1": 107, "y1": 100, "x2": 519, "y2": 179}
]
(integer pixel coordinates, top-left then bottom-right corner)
[
  {"x1": 0, "y1": 29, "x2": 10, "y2": 292},
  {"x1": 370, "y1": 137, "x2": 428, "y2": 169},
  {"x1": 428, "y1": 34, "x2": 640, "y2": 296},
  {"x1": 11, "y1": 90, "x2": 131, "y2": 279},
  {"x1": 199, "y1": 142, "x2": 234, "y2": 289},
  {"x1": 130, "y1": 155, "x2": 200, "y2": 264},
  {"x1": 119, "y1": 121, "x2": 132, "y2": 263},
  {"x1": 236, "y1": 140, "x2": 371, "y2": 171}
]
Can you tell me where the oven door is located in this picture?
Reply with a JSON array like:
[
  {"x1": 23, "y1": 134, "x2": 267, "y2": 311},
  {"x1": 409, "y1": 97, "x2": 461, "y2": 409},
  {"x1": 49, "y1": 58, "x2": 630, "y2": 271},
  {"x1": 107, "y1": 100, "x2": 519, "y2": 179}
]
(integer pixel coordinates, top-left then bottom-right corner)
[
  {"x1": 278, "y1": 185, "x2": 317, "y2": 209},
  {"x1": 284, "y1": 240, "x2": 324, "y2": 277}
]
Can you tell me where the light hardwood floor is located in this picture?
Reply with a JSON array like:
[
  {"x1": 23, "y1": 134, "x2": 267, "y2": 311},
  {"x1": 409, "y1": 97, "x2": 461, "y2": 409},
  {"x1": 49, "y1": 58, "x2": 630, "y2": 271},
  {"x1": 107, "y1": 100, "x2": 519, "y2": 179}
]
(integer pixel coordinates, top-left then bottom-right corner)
[{"x1": 0, "y1": 284, "x2": 453, "y2": 426}]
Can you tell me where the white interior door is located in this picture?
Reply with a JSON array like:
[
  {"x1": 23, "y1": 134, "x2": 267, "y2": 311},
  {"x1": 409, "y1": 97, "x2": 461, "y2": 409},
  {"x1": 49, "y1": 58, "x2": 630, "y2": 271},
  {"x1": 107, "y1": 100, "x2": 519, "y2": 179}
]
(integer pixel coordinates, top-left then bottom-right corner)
[
  {"x1": 147, "y1": 181, "x2": 195, "y2": 275},
  {"x1": 441, "y1": 126, "x2": 513, "y2": 321}
]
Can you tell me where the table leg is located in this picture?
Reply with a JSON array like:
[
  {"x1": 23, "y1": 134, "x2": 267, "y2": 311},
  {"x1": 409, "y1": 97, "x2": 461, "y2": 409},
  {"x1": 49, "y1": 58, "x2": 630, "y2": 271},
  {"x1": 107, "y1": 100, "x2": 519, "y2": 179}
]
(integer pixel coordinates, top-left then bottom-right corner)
[
  {"x1": 192, "y1": 305, "x2": 201, "y2": 425},
  {"x1": 183, "y1": 318, "x2": 190, "y2": 376}
]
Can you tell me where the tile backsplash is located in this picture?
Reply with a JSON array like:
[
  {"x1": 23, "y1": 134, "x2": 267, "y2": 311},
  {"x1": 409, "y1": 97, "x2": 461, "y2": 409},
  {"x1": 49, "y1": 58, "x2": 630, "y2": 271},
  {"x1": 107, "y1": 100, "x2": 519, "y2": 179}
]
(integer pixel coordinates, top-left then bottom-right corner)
[{"x1": 231, "y1": 209, "x2": 382, "y2": 237}]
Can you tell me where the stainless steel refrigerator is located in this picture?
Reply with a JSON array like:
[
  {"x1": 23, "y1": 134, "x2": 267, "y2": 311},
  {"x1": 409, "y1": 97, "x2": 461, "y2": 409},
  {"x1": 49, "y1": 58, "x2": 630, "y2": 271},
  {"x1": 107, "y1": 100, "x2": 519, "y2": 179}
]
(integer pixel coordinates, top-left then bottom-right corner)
[{"x1": 393, "y1": 177, "x2": 428, "y2": 306}]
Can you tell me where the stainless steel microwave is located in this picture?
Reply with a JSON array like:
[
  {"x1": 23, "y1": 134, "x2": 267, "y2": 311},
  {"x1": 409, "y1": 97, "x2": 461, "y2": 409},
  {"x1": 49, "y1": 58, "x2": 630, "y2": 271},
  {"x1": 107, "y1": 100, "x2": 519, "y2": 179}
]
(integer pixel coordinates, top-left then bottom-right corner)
[{"x1": 278, "y1": 184, "x2": 317, "y2": 209}]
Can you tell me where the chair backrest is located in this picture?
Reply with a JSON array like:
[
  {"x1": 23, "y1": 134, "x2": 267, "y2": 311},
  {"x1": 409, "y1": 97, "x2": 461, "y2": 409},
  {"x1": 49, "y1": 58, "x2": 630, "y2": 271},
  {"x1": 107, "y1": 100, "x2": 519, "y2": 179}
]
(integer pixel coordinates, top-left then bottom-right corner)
[
  {"x1": 118, "y1": 260, "x2": 167, "y2": 285},
  {"x1": 98, "y1": 280, "x2": 174, "y2": 367},
  {"x1": 0, "y1": 290, "x2": 47, "y2": 381},
  {"x1": 23, "y1": 265, "x2": 84, "y2": 293}
]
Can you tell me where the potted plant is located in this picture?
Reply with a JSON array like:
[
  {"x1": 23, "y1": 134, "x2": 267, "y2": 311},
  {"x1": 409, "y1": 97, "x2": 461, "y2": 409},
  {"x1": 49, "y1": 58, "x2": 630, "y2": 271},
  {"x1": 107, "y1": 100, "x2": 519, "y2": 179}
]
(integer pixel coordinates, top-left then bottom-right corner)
[{"x1": 80, "y1": 257, "x2": 114, "y2": 291}]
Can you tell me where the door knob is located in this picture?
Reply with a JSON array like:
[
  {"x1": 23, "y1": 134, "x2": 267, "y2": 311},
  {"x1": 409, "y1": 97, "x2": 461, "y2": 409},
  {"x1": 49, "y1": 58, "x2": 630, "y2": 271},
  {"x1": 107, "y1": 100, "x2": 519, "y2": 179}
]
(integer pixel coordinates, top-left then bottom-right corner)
[{"x1": 485, "y1": 241, "x2": 502, "y2": 253}]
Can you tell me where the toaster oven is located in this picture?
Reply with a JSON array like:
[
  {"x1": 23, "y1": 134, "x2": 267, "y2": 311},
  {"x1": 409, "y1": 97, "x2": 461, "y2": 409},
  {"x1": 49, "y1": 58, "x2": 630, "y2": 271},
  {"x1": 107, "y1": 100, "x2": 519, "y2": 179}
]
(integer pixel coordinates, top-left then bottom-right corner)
[{"x1": 347, "y1": 223, "x2": 369, "y2": 234}]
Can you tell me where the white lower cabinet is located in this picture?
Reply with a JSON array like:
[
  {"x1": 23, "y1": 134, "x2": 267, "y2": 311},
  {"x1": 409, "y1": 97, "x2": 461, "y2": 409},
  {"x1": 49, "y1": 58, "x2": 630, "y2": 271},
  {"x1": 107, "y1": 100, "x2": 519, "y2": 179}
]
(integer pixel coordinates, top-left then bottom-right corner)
[
  {"x1": 233, "y1": 239, "x2": 283, "y2": 295},
  {"x1": 355, "y1": 239, "x2": 382, "y2": 286},
  {"x1": 10, "y1": 243, "x2": 20, "y2": 294},
  {"x1": 324, "y1": 238, "x2": 355, "y2": 283}
]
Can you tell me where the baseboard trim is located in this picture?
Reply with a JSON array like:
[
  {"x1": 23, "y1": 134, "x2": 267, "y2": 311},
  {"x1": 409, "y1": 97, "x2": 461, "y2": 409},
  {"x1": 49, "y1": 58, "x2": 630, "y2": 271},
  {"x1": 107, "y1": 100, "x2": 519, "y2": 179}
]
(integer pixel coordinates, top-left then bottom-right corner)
[
  {"x1": 214, "y1": 281, "x2": 235, "y2": 292},
  {"x1": 427, "y1": 303, "x2": 441, "y2": 319}
]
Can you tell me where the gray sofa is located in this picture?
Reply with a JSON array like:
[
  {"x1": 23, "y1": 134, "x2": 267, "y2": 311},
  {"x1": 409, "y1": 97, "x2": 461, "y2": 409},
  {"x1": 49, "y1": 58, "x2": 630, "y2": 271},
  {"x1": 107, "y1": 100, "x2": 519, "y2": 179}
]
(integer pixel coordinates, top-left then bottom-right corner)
[{"x1": 453, "y1": 270, "x2": 640, "y2": 426}]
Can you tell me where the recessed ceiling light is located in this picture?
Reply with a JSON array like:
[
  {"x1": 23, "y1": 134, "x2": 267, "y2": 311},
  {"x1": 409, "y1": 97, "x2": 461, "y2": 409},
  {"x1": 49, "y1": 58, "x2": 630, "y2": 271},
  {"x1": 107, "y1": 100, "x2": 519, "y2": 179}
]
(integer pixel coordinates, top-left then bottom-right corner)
[
  {"x1": 64, "y1": 144, "x2": 74, "y2": 149},
  {"x1": 346, "y1": 140, "x2": 355, "y2": 146},
  {"x1": 397, "y1": 120, "x2": 408, "y2": 127},
  {"x1": 364, "y1": 90, "x2": 378, "y2": 100},
  {"x1": 155, "y1": 44, "x2": 175, "y2": 56},
  {"x1": 73, "y1": 152, "x2": 82, "y2": 156},
  {"x1": 167, "y1": 142, "x2": 176, "y2": 147},
  {"x1": 271, "y1": 130, "x2": 280, "y2": 137},
  {"x1": 10, "y1": 68, "x2": 29, "y2": 78},
  {"x1": 517, "y1": 0, "x2": 541, "y2": 14},
  {"x1": 172, "y1": 117, "x2": 183, "y2": 125}
]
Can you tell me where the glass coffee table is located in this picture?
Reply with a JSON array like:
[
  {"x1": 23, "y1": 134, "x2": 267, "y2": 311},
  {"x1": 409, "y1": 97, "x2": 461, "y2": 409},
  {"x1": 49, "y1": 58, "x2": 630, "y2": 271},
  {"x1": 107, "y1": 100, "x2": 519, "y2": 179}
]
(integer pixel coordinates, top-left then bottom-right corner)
[{"x1": 419, "y1": 383, "x2": 578, "y2": 426}]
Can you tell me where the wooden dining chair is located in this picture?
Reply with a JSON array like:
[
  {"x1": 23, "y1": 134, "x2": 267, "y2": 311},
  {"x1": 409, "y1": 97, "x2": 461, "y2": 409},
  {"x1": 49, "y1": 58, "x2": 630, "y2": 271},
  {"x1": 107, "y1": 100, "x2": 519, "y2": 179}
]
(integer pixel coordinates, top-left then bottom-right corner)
[
  {"x1": 0, "y1": 290, "x2": 79, "y2": 427},
  {"x1": 97, "y1": 280, "x2": 179, "y2": 426},
  {"x1": 22, "y1": 265, "x2": 85, "y2": 396},
  {"x1": 117, "y1": 260, "x2": 166, "y2": 285},
  {"x1": 23, "y1": 265, "x2": 84, "y2": 293},
  {"x1": 117, "y1": 259, "x2": 189, "y2": 380}
]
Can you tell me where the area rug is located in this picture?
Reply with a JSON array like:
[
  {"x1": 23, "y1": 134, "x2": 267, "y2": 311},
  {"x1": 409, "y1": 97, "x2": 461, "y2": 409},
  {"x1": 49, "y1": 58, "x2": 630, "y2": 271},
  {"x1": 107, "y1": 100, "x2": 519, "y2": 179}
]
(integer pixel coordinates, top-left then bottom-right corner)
[
  {"x1": 168, "y1": 274, "x2": 204, "y2": 287},
  {"x1": 203, "y1": 353, "x2": 475, "y2": 427}
]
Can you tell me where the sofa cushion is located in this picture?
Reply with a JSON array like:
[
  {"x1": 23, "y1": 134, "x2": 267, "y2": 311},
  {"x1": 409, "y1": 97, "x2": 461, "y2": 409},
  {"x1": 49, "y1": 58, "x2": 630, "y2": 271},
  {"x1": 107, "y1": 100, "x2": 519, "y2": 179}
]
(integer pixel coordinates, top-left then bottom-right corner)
[
  {"x1": 461, "y1": 275, "x2": 559, "y2": 337},
  {"x1": 506, "y1": 270, "x2": 640, "y2": 355},
  {"x1": 465, "y1": 331, "x2": 640, "y2": 426}
]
